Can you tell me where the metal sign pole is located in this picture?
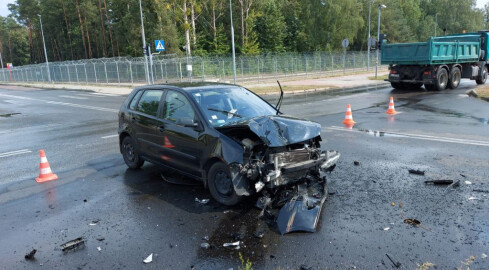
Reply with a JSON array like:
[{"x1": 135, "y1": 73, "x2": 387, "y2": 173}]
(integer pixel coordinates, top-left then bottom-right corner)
[
  {"x1": 139, "y1": 0, "x2": 150, "y2": 85},
  {"x1": 230, "y1": 0, "x2": 237, "y2": 84},
  {"x1": 39, "y1": 8, "x2": 51, "y2": 83}
]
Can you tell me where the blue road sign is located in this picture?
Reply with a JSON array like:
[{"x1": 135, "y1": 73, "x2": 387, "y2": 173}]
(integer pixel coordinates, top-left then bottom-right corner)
[{"x1": 155, "y1": 40, "x2": 165, "y2": 52}]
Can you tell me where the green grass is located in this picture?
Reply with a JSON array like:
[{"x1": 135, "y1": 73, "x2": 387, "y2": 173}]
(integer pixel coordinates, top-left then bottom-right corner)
[
  {"x1": 247, "y1": 84, "x2": 329, "y2": 94},
  {"x1": 368, "y1": 74, "x2": 388, "y2": 80}
]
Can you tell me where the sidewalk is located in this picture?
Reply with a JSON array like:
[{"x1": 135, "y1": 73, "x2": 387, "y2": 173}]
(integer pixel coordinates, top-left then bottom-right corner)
[{"x1": 1, "y1": 70, "x2": 390, "y2": 96}]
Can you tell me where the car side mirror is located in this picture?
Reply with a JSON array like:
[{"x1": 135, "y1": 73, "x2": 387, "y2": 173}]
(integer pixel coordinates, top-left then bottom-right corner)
[{"x1": 176, "y1": 117, "x2": 202, "y2": 131}]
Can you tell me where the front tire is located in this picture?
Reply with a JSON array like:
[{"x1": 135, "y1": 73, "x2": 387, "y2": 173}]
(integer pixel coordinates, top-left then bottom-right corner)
[
  {"x1": 207, "y1": 162, "x2": 242, "y2": 206},
  {"x1": 448, "y1": 67, "x2": 461, "y2": 89},
  {"x1": 476, "y1": 66, "x2": 488, "y2": 85},
  {"x1": 435, "y1": 68, "x2": 448, "y2": 91},
  {"x1": 122, "y1": 136, "x2": 144, "y2": 169}
]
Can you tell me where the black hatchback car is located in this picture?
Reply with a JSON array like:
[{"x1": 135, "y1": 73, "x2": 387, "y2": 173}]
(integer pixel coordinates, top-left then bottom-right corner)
[{"x1": 119, "y1": 83, "x2": 339, "y2": 233}]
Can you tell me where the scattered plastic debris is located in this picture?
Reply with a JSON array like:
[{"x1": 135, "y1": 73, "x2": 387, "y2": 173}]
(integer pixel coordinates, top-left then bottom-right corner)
[
  {"x1": 403, "y1": 218, "x2": 421, "y2": 226},
  {"x1": 223, "y1": 241, "x2": 241, "y2": 250},
  {"x1": 385, "y1": 253, "x2": 401, "y2": 268},
  {"x1": 353, "y1": 161, "x2": 360, "y2": 166},
  {"x1": 200, "y1": 243, "x2": 210, "y2": 249},
  {"x1": 89, "y1": 219, "x2": 100, "y2": 226},
  {"x1": 465, "y1": 181, "x2": 472, "y2": 185},
  {"x1": 445, "y1": 180, "x2": 460, "y2": 191},
  {"x1": 143, "y1": 253, "x2": 153, "y2": 264},
  {"x1": 482, "y1": 253, "x2": 488, "y2": 259},
  {"x1": 300, "y1": 265, "x2": 313, "y2": 270},
  {"x1": 202, "y1": 236, "x2": 209, "y2": 241},
  {"x1": 61, "y1": 237, "x2": 85, "y2": 252},
  {"x1": 468, "y1": 197, "x2": 478, "y2": 201},
  {"x1": 408, "y1": 169, "x2": 425, "y2": 175},
  {"x1": 97, "y1": 247, "x2": 102, "y2": 252},
  {"x1": 383, "y1": 227, "x2": 390, "y2": 231},
  {"x1": 473, "y1": 189, "x2": 489, "y2": 193},
  {"x1": 24, "y1": 249, "x2": 37, "y2": 260},
  {"x1": 195, "y1": 197, "x2": 210, "y2": 204},
  {"x1": 425, "y1": 180, "x2": 454, "y2": 185},
  {"x1": 96, "y1": 237, "x2": 105, "y2": 241},
  {"x1": 83, "y1": 199, "x2": 87, "y2": 203},
  {"x1": 391, "y1": 202, "x2": 395, "y2": 206}
]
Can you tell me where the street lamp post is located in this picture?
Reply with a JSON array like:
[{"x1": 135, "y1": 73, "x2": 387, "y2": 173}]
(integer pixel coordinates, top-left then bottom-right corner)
[
  {"x1": 229, "y1": 0, "x2": 237, "y2": 84},
  {"x1": 38, "y1": 1, "x2": 51, "y2": 83},
  {"x1": 139, "y1": 0, "x2": 150, "y2": 85},
  {"x1": 367, "y1": 0, "x2": 372, "y2": 71},
  {"x1": 375, "y1": 4, "x2": 386, "y2": 79}
]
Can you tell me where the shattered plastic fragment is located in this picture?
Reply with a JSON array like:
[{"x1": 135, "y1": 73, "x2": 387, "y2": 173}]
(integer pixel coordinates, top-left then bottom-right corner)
[
  {"x1": 468, "y1": 197, "x2": 478, "y2": 201},
  {"x1": 482, "y1": 253, "x2": 488, "y2": 259},
  {"x1": 97, "y1": 247, "x2": 102, "y2": 252},
  {"x1": 195, "y1": 197, "x2": 210, "y2": 204},
  {"x1": 61, "y1": 237, "x2": 85, "y2": 252},
  {"x1": 89, "y1": 219, "x2": 100, "y2": 226},
  {"x1": 408, "y1": 169, "x2": 425, "y2": 175},
  {"x1": 223, "y1": 241, "x2": 241, "y2": 249},
  {"x1": 383, "y1": 227, "x2": 390, "y2": 231},
  {"x1": 353, "y1": 161, "x2": 360, "y2": 166},
  {"x1": 465, "y1": 181, "x2": 472, "y2": 185},
  {"x1": 424, "y1": 180, "x2": 453, "y2": 185},
  {"x1": 385, "y1": 253, "x2": 401, "y2": 268},
  {"x1": 24, "y1": 249, "x2": 37, "y2": 260},
  {"x1": 403, "y1": 218, "x2": 421, "y2": 226},
  {"x1": 143, "y1": 253, "x2": 153, "y2": 264},
  {"x1": 200, "y1": 243, "x2": 210, "y2": 249},
  {"x1": 255, "y1": 181, "x2": 265, "y2": 192}
]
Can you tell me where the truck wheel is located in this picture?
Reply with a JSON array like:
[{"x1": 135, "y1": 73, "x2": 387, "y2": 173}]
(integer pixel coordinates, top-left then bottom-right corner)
[
  {"x1": 434, "y1": 68, "x2": 448, "y2": 91},
  {"x1": 207, "y1": 162, "x2": 242, "y2": 206},
  {"x1": 448, "y1": 67, "x2": 461, "y2": 89},
  {"x1": 391, "y1": 82, "x2": 403, "y2": 89},
  {"x1": 476, "y1": 66, "x2": 488, "y2": 85}
]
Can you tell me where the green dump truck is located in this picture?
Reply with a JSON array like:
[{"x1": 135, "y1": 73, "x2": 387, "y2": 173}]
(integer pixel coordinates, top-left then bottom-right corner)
[{"x1": 381, "y1": 31, "x2": 488, "y2": 90}]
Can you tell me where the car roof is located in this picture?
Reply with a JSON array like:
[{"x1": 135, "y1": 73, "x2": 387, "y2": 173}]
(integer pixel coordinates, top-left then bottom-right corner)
[{"x1": 133, "y1": 82, "x2": 241, "y2": 92}]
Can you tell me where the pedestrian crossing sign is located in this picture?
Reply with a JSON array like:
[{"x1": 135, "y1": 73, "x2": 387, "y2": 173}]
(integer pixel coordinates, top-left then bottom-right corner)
[{"x1": 155, "y1": 40, "x2": 165, "y2": 52}]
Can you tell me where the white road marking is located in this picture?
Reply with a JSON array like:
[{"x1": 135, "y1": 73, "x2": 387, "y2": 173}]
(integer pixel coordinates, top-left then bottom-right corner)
[
  {"x1": 58, "y1": 95, "x2": 88, "y2": 100},
  {"x1": 90, "y1": 92, "x2": 119, "y2": 96},
  {"x1": 324, "y1": 126, "x2": 489, "y2": 147},
  {"x1": 0, "y1": 149, "x2": 32, "y2": 158},
  {"x1": 101, "y1": 134, "x2": 118, "y2": 139},
  {"x1": 0, "y1": 123, "x2": 62, "y2": 135},
  {"x1": 0, "y1": 93, "x2": 118, "y2": 113}
]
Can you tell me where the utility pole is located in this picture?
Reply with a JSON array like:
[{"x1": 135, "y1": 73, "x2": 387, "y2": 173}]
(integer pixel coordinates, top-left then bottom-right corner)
[
  {"x1": 0, "y1": 51, "x2": 3, "y2": 69},
  {"x1": 139, "y1": 0, "x2": 150, "y2": 85},
  {"x1": 38, "y1": 0, "x2": 51, "y2": 83},
  {"x1": 435, "y1": 13, "x2": 438, "y2": 37},
  {"x1": 368, "y1": 0, "x2": 372, "y2": 71},
  {"x1": 375, "y1": 4, "x2": 386, "y2": 79},
  {"x1": 229, "y1": 0, "x2": 236, "y2": 84}
]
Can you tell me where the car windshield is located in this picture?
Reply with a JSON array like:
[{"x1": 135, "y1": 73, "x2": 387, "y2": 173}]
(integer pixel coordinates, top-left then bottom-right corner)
[{"x1": 189, "y1": 87, "x2": 277, "y2": 127}]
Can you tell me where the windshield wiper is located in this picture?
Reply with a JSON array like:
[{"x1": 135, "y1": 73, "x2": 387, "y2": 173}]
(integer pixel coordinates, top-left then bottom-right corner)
[{"x1": 207, "y1": 107, "x2": 242, "y2": 118}]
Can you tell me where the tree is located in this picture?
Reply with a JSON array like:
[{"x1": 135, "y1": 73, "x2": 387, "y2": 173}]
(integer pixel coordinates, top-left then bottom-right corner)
[{"x1": 254, "y1": 1, "x2": 286, "y2": 52}]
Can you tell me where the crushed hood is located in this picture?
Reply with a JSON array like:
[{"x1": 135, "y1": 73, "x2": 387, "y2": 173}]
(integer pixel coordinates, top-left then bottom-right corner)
[{"x1": 220, "y1": 115, "x2": 321, "y2": 147}]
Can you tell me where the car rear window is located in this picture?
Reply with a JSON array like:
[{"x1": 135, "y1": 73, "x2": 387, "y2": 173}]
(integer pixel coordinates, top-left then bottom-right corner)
[{"x1": 136, "y1": 90, "x2": 163, "y2": 117}]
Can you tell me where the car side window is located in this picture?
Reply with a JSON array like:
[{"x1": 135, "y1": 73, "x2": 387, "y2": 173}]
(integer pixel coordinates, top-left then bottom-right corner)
[
  {"x1": 163, "y1": 91, "x2": 195, "y2": 122},
  {"x1": 136, "y1": 90, "x2": 163, "y2": 117},
  {"x1": 129, "y1": 90, "x2": 143, "y2": 110}
]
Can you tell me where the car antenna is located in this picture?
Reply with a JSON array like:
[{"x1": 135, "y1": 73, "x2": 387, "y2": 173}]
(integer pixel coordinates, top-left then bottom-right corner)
[{"x1": 275, "y1": 80, "x2": 283, "y2": 115}]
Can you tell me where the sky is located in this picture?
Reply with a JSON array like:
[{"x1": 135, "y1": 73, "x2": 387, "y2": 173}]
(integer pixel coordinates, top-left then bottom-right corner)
[{"x1": 0, "y1": 0, "x2": 487, "y2": 17}]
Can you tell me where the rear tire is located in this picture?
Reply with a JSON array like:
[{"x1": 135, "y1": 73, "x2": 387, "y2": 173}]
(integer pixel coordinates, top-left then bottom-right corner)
[
  {"x1": 448, "y1": 67, "x2": 461, "y2": 89},
  {"x1": 476, "y1": 66, "x2": 488, "y2": 85},
  {"x1": 208, "y1": 162, "x2": 242, "y2": 206},
  {"x1": 434, "y1": 68, "x2": 448, "y2": 91},
  {"x1": 122, "y1": 136, "x2": 144, "y2": 169}
]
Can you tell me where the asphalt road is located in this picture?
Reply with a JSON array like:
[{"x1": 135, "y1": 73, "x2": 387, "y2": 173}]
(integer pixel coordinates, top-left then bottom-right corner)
[{"x1": 0, "y1": 81, "x2": 488, "y2": 269}]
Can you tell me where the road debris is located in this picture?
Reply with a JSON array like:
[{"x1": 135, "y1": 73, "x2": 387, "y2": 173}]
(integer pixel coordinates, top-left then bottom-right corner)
[
  {"x1": 195, "y1": 197, "x2": 210, "y2": 204},
  {"x1": 385, "y1": 253, "x2": 401, "y2": 268},
  {"x1": 143, "y1": 253, "x2": 153, "y2": 264},
  {"x1": 465, "y1": 181, "x2": 472, "y2": 185},
  {"x1": 24, "y1": 249, "x2": 37, "y2": 260},
  {"x1": 473, "y1": 189, "x2": 489, "y2": 193},
  {"x1": 391, "y1": 202, "x2": 395, "y2": 206},
  {"x1": 468, "y1": 197, "x2": 478, "y2": 201},
  {"x1": 445, "y1": 180, "x2": 460, "y2": 191},
  {"x1": 424, "y1": 180, "x2": 454, "y2": 185},
  {"x1": 408, "y1": 169, "x2": 425, "y2": 175},
  {"x1": 404, "y1": 218, "x2": 421, "y2": 226},
  {"x1": 353, "y1": 161, "x2": 360, "y2": 166},
  {"x1": 253, "y1": 230, "x2": 265, "y2": 238},
  {"x1": 96, "y1": 237, "x2": 105, "y2": 241},
  {"x1": 223, "y1": 241, "x2": 241, "y2": 250},
  {"x1": 482, "y1": 253, "x2": 488, "y2": 259},
  {"x1": 202, "y1": 235, "x2": 209, "y2": 241},
  {"x1": 200, "y1": 243, "x2": 210, "y2": 249},
  {"x1": 300, "y1": 265, "x2": 313, "y2": 270},
  {"x1": 97, "y1": 247, "x2": 102, "y2": 252},
  {"x1": 383, "y1": 227, "x2": 390, "y2": 231},
  {"x1": 89, "y1": 219, "x2": 100, "y2": 226},
  {"x1": 61, "y1": 237, "x2": 85, "y2": 252}
]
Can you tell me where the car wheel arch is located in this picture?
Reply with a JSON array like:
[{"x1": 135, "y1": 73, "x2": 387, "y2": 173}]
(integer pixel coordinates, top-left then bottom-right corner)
[
  {"x1": 119, "y1": 132, "x2": 131, "y2": 152},
  {"x1": 202, "y1": 157, "x2": 224, "y2": 189}
]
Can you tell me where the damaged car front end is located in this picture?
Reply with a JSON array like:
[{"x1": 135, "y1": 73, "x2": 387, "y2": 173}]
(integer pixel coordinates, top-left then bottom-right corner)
[{"x1": 216, "y1": 115, "x2": 340, "y2": 234}]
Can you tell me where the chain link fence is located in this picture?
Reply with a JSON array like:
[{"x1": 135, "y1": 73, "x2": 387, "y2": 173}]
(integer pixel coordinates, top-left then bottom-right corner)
[{"x1": 0, "y1": 51, "x2": 383, "y2": 86}]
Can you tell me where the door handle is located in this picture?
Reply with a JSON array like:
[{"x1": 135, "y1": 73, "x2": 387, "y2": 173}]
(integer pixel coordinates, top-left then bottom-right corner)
[{"x1": 158, "y1": 126, "x2": 165, "y2": 132}]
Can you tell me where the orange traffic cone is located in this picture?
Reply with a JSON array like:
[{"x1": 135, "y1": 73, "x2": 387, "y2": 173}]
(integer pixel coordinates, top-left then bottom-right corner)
[
  {"x1": 342, "y1": 104, "x2": 356, "y2": 125},
  {"x1": 35, "y1": 150, "x2": 58, "y2": 183},
  {"x1": 386, "y1": 96, "x2": 397, "y2": 115}
]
